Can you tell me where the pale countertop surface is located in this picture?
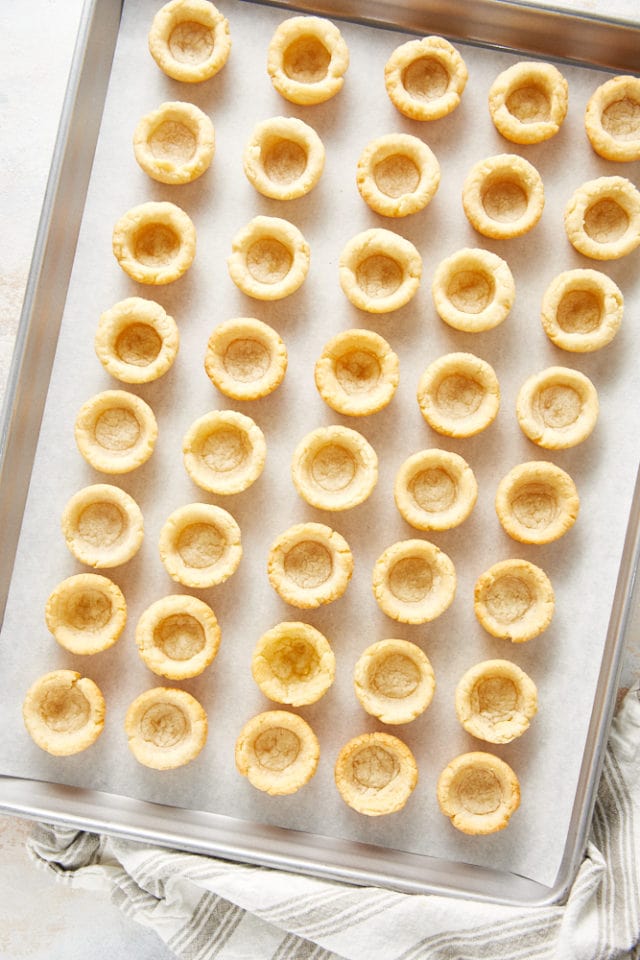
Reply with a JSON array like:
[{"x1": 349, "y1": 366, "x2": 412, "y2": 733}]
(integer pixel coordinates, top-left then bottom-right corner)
[{"x1": 1, "y1": 1, "x2": 639, "y2": 958}]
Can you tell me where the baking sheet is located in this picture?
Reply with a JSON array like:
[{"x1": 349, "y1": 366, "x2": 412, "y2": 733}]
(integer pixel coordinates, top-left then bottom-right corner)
[{"x1": 1, "y1": 0, "x2": 640, "y2": 893}]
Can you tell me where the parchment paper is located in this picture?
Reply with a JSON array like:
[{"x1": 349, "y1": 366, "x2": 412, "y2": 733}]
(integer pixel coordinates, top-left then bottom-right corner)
[{"x1": 1, "y1": 0, "x2": 639, "y2": 889}]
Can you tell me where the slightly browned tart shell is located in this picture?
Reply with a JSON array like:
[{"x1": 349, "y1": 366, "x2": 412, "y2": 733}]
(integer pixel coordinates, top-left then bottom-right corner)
[
  {"x1": 454, "y1": 659, "x2": 538, "y2": 743},
  {"x1": 95, "y1": 297, "x2": 179, "y2": 384},
  {"x1": 61, "y1": 484, "x2": 144, "y2": 569},
  {"x1": 251, "y1": 621, "x2": 335, "y2": 706},
  {"x1": 540, "y1": 268, "x2": 623, "y2": 353},
  {"x1": 135, "y1": 594, "x2": 221, "y2": 680},
  {"x1": 267, "y1": 16, "x2": 349, "y2": 105},
  {"x1": 45, "y1": 573, "x2": 127, "y2": 655},
  {"x1": 417, "y1": 352, "x2": 500, "y2": 438},
  {"x1": 125, "y1": 687, "x2": 208, "y2": 770},
  {"x1": 516, "y1": 366, "x2": 599, "y2": 450},
  {"x1": 339, "y1": 228, "x2": 422, "y2": 314},
  {"x1": 437, "y1": 751, "x2": 520, "y2": 835},
  {"x1": 372, "y1": 538, "x2": 456, "y2": 624},
  {"x1": 235, "y1": 709, "x2": 320, "y2": 795},
  {"x1": 564, "y1": 176, "x2": 640, "y2": 260},
  {"x1": 314, "y1": 328, "x2": 399, "y2": 417},
  {"x1": 384, "y1": 36, "x2": 468, "y2": 121},
  {"x1": 159, "y1": 502, "x2": 242, "y2": 588},
  {"x1": 394, "y1": 448, "x2": 478, "y2": 531},
  {"x1": 204, "y1": 317, "x2": 287, "y2": 401},
  {"x1": 267, "y1": 521, "x2": 353, "y2": 609},
  {"x1": 183, "y1": 409, "x2": 266, "y2": 495},
  {"x1": 112, "y1": 201, "x2": 196, "y2": 285},
  {"x1": 354, "y1": 638, "x2": 436, "y2": 725},
  {"x1": 431, "y1": 247, "x2": 515, "y2": 333},
  {"x1": 133, "y1": 100, "x2": 215, "y2": 184},
  {"x1": 356, "y1": 133, "x2": 440, "y2": 217},
  {"x1": 585, "y1": 75, "x2": 640, "y2": 162},
  {"x1": 474, "y1": 558, "x2": 554, "y2": 643},
  {"x1": 334, "y1": 731, "x2": 418, "y2": 815},
  {"x1": 243, "y1": 116, "x2": 325, "y2": 200},
  {"x1": 488, "y1": 61, "x2": 568, "y2": 144},
  {"x1": 74, "y1": 389, "x2": 158, "y2": 474},
  {"x1": 227, "y1": 216, "x2": 310, "y2": 300},
  {"x1": 23, "y1": 670, "x2": 105, "y2": 756},
  {"x1": 148, "y1": 0, "x2": 231, "y2": 83},
  {"x1": 462, "y1": 154, "x2": 544, "y2": 240},
  {"x1": 291, "y1": 424, "x2": 378, "y2": 511},
  {"x1": 495, "y1": 460, "x2": 579, "y2": 545}
]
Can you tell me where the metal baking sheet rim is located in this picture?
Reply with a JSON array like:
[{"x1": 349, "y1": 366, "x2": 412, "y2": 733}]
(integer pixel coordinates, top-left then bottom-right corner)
[{"x1": 1, "y1": 0, "x2": 639, "y2": 908}]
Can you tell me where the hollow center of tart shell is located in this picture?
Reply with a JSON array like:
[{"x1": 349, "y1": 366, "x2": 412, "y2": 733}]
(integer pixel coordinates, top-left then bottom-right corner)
[
  {"x1": 140, "y1": 703, "x2": 188, "y2": 747},
  {"x1": 371, "y1": 654, "x2": 420, "y2": 699},
  {"x1": 374, "y1": 154, "x2": 420, "y2": 198},
  {"x1": 601, "y1": 97, "x2": 640, "y2": 140},
  {"x1": 115, "y1": 323, "x2": 162, "y2": 366},
  {"x1": 410, "y1": 467, "x2": 456, "y2": 512},
  {"x1": 155, "y1": 614, "x2": 206, "y2": 661},
  {"x1": 254, "y1": 727, "x2": 300, "y2": 770},
  {"x1": 263, "y1": 138, "x2": 307, "y2": 184},
  {"x1": 283, "y1": 35, "x2": 330, "y2": 83},
  {"x1": 223, "y1": 338, "x2": 271, "y2": 382},
  {"x1": 435, "y1": 373, "x2": 483, "y2": 419},
  {"x1": 77, "y1": 502, "x2": 125, "y2": 547},
  {"x1": 511, "y1": 484, "x2": 558, "y2": 530},
  {"x1": 266, "y1": 639, "x2": 319, "y2": 682},
  {"x1": 94, "y1": 407, "x2": 140, "y2": 451},
  {"x1": 584, "y1": 198, "x2": 629, "y2": 243},
  {"x1": 40, "y1": 687, "x2": 90, "y2": 733},
  {"x1": 134, "y1": 223, "x2": 180, "y2": 266},
  {"x1": 247, "y1": 238, "x2": 292, "y2": 284},
  {"x1": 389, "y1": 556, "x2": 433, "y2": 603},
  {"x1": 201, "y1": 427, "x2": 248, "y2": 473},
  {"x1": 447, "y1": 270, "x2": 494, "y2": 314},
  {"x1": 352, "y1": 745, "x2": 399, "y2": 790},
  {"x1": 534, "y1": 384, "x2": 581, "y2": 428},
  {"x1": 64, "y1": 589, "x2": 113, "y2": 632},
  {"x1": 177, "y1": 522, "x2": 225, "y2": 568},
  {"x1": 310, "y1": 444, "x2": 356, "y2": 491},
  {"x1": 356, "y1": 254, "x2": 402, "y2": 298},
  {"x1": 475, "y1": 677, "x2": 519, "y2": 717},
  {"x1": 149, "y1": 119, "x2": 197, "y2": 163},
  {"x1": 484, "y1": 575, "x2": 533, "y2": 624},
  {"x1": 168, "y1": 20, "x2": 215, "y2": 65},
  {"x1": 284, "y1": 541, "x2": 332, "y2": 588},
  {"x1": 335, "y1": 350, "x2": 381, "y2": 394},
  {"x1": 556, "y1": 289, "x2": 602, "y2": 333},
  {"x1": 402, "y1": 57, "x2": 449, "y2": 101},
  {"x1": 482, "y1": 178, "x2": 528, "y2": 223},
  {"x1": 505, "y1": 84, "x2": 551, "y2": 123},
  {"x1": 453, "y1": 768, "x2": 501, "y2": 815}
]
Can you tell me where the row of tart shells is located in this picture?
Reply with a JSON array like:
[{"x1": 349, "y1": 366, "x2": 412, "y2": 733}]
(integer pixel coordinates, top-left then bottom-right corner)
[
  {"x1": 42, "y1": 568, "x2": 540, "y2": 739},
  {"x1": 144, "y1": 1, "x2": 640, "y2": 158},
  {"x1": 94, "y1": 258, "x2": 624, "y2": 399},
  {"x1": 21, "y1": 664, "x2": 518, "y2": 832},
  {"x1": 111, "y1": 177, "x2": 640, "y2": 301},
  {"x1": 44, "y1": 543, "x2": 554, "y2": 666}
]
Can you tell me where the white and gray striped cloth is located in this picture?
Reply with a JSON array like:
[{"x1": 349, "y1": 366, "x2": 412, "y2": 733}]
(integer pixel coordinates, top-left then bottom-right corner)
[{"x1": 28, "y1": 687, "x2": 640, "y2": 960}]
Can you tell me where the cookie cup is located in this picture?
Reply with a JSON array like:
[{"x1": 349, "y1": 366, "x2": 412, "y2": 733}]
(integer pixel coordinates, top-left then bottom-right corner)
[
  {"x1": 235, "y1": 710, "x2": 319, "y2": 795},
  {"x1": 125, "y1": 687, "x2": 208, "y2": 770},
  {"x1": 45, "y1": 573, "x2": 126, "y2": 655},
  {"x1": 334, "y1": 732, "x2": 418, "y2": 816},
  {"x1": 23, "y1": 670, "x2": 105, "y2": 756},
  {"x1": 148, "y1": 0, "x2": 231, "y2": 82},
  {"x1": 354, "y1": 639, "x2": 435, "y2": 725}
]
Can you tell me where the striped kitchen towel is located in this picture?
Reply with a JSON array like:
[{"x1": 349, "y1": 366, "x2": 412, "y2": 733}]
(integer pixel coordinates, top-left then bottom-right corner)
[{"x1": 28, "y1": 686, "x2": 640, "y2": 960}]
